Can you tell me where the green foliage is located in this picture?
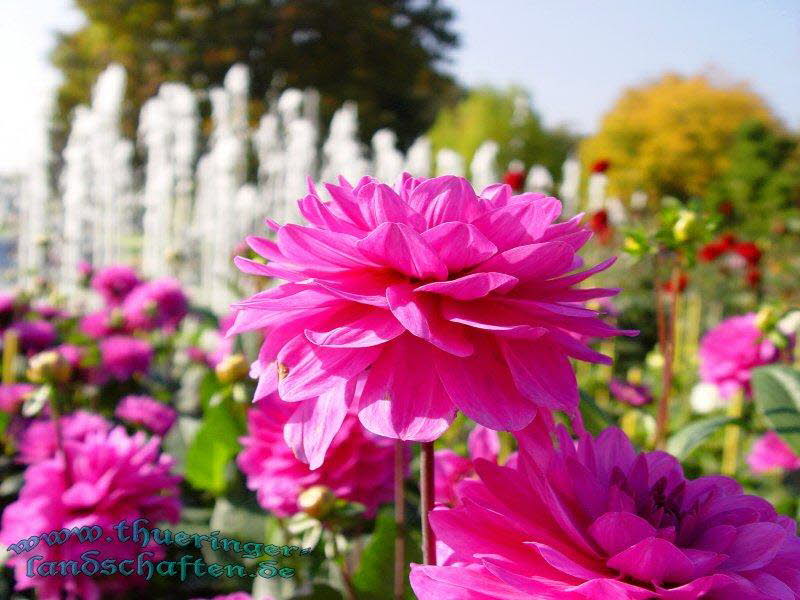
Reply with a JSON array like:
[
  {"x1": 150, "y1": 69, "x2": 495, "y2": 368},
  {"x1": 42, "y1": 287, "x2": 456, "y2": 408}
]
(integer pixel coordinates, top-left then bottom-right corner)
[
  {"x1": 352, "y1": 507, "x2": 422, "y2": 600},
  {"x1": 52, "y1": 0, "x2": 460, "y2": 150},
  {"x1": 666, "y1": 415, "x2": 738, "y2": 460},
  {"x1": 185, "y1": 400, "x2": 243, "y2": 494},
  {"x1": 427, "y1": 86, "x2": 576, "y2": 178},
  {"x1": 752, "y1": 365, "x2": 800, "y2": 455},
  {"x1": 579, "y1": 390, "x2": 614, "y2": 435}
]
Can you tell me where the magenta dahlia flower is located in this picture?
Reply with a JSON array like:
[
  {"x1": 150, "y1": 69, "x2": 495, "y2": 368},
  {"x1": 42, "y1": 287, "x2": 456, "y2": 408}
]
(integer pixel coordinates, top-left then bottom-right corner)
[
  {"x1": 122, "y1": 277, "x2": 189, "y2": 332},
  {"x1": 91, "y1": 265, "x2": 142, "y2": 306},
  {"x1": 115, "y1": 395, "x2": 176, "y2": 436},
  {"x1": 435, "y1": 425, "x2": 502, "y2": 507},
  {"x1": 699, "y1": 313, "x2": 780, "y2": 399},
  {"x1": 99, "y1": 335, "x2": 153, "y2": 381},
  {"x1": 9, "y1": 320, "x2": 58, "y2": 354},
  {"x1": 0, "y1": 426, "x2": 181, "y2": 599},
  {"x1": 411, "y1": 425, "x2": 800, "y2": 599},
  {"x1": 16, "y1": 410, "x2": 112, "y2": 464},
  {"x1": 748, "y1": 432, "x2": 800, "y2": 474},
  {"x1": 237, "y1": 393, "x2": 396, "y2": 517},
  {"x1": 230, "y1": 175, "x2": 631, "y2": 465},
  {"x1": 79, "y1": 309, "x2": 124, "y2": 337}
]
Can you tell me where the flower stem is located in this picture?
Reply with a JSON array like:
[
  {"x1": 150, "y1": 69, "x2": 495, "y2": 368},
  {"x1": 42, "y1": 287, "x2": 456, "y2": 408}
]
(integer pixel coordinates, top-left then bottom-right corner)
[
  {"x1": 721, "y1": 392, "x2": 744, "y2": 475},
  {"x1": 394, "y1": 440, "x2": 406, "y2": 600},
  {"x1": 420, "y1": 441, "x2": 436, "y2": 565},
  {"x1": 655, "y1": 267, "x2": 681, "y2": 450}
]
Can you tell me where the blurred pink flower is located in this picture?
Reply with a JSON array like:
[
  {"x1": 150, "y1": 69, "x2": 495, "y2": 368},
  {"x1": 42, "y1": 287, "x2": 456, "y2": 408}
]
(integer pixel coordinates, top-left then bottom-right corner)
[
  {"x1": 231, "y1": 174, "x2": 632, "y2": 466},
  {"x1": 237, "y1": 393, "x2": 396, "y2": 517},
  {"x1": 609, "y1": 378, "x2": 653, "y2": 407},
  {"x1": 192, "y1": 594, "x2": 272, "y2": 600},
  {"x1": 115, "y1": 395, "x2": 177, "y2": 436},
  {"x1": 748, "y1": 432, "x2": 800, "y2": 474},
  {"x1": 699, "y1": 313, "x2": 779, "y2": 399},
  {"x1": 0, "y1": 426, "x2": 181, "y2": 600},
  {"x1": 17, "y1": 410, "x2": 112, "y2": 464},
  {"x1": 9, "y1": 320, "x2": 57, "y2": 354},
  {"x1": 0, "y1": 383, "x2": 35, "y2": 413},
  {"x1": 434, "y1": 425, "x2": 502, "y2": 506},
  {"x1": 78, "y1": 309, "x2": 124, "y2": 337},
  {"x1": 99, "y1": 335, "x2": 153, "y2": 381},
  {"x1": 411, "y1": 425, "x2": 800, "y2": 599},
  {"x1": 122, "y1": 277, "x2": 189, "y2": 332},
  {"x1": 91, "y1": 265, "x2": 141, "y2": 306}
]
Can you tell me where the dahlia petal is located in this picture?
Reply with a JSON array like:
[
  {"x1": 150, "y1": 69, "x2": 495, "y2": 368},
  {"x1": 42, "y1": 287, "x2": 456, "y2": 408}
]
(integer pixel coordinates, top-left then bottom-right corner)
[
  {"x1": 357, "y1": 222, "x2": 448, "y2": 280},
  {"x1": 387, "y1": 283, "x2": 473, "y2": 356},
  {"x1": 539, "y1": 256, "x2": 617, "y2": 289},
  {"x1": 656, "y1": 574, "x2": 739, "y2": 600},
  {"x1": 277, "y1": 336, "x2": 379, "y2": 401},
  {"x1": 304, "y1": 306, "x2": 404, "y2": 348},
  {"x1": 742, "y1": 572, "x2": 795, "y2": 600},
  {"x1": 436, "y1": 338, "x2": 537, "y2": 431},
  {"x1": 246, "y1": 235, "x2": 285, "y2": 262},
  {"x1": 474, "y1": 241, "x2": 574, "y2": 281},
  {"x1": 234, "y1": 255, "x2": 304, "y2": 282},
  {"x1": 422, "y1": 222, "x2": 498, "y2": 272},
  {"x1": 693, "y1": 524, "x2": 738, "y2": 553},
  {"x1": 587, "y1": 512, "x2": 656, "y2": 557},
  {"x1": 468, "y1": 425, "x2": 500, "y2": 462},
  {"x1": 546, "y1": 328, "x2": 613, "y2": 365},
  {"x1": 298, "y1": 194, "x2": 365, "y2": 235},
  {"x1": 324, "y1": 182, "x2": 370, "y2": 229},
  {"x1": 567, "y1": 578, "x2": 654, "y2": 600},
  {"x1": 471, "y1": 196, "x2": 561, "y2": 251},
  {"x1": 607, "y1": 537, "x2": 695, "y2": 585},
  {"x1": 278, "y1": 224, "x2": 371, "y2": 268},
  {"x1": 410, "y1": 564, "x2": 531, "y2": 600},
  {"x1": 500, "y1": 337, "x2": 579, "y2": 413},
  {"x1": 360, "y1": 182, "x2": 426, "y2": 231},
  {"x1": 720, "y1": 522, "x2": 788, "y2": 571},
  {"x1": 527, "y1": 542, "x2": 609, "y2": 579},
  {"x1": 416, "y1": 272, "x2": 519, "y2": 300},
  {"x1": 284, "y1": 379, "x2": 352, "y2": 469},
  {"x1": 407, "y1": 175, "x2": 481, "y2": 227},
  {"x1": 358, "y1": 337, "x2": 455, "y2": 441}
]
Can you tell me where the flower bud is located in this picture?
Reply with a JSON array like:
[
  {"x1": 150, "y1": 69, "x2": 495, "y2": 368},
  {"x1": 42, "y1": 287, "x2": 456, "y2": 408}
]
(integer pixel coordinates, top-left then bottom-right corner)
[
  {"x1": 754, "y1": 306, "x2": 777, "y2": 332},
  {"x1": 27, "y1": 350, "x2": 72, "y2": 384},
  {"x1": 673, "y1": 210, "x2": 697, "y2": 242},
  {"x1": 298, "y1": 485, "x2": 335, "y2": 519},
  {"x1": 215, "y1": 353, "x2": 250, "y2": 383}
]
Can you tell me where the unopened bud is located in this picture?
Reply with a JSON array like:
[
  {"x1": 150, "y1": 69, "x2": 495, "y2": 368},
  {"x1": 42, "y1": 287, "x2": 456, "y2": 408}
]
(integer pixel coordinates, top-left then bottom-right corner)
[
  {"x1": 298, "y1": 485, "x2": 335, "y2": 519},
  {"x1": 27, "y1": 351, "x2": 71, "y2": 384},
  {"x1": 215, "y1": 353, "x2": 250, "y2": 383},
  {"x1": 754, "y1": 306, "x2": 777, "y2": 332}
]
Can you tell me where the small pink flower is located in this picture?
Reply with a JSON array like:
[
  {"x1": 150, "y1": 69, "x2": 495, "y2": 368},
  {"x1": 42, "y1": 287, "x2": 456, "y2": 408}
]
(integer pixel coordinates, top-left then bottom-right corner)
[
  {"x1": 9, "y1": 320, "x2": 57, "y2": 354},
  {"x1": 411, "y1": 424, "x2": 800, "y2": 599},
  {"x1": 748, "y1": 431, "x2": 800, "y2": 474},
  {"x1": 231, "y1": 174, "x2": 632, "y2": 466},
  {"x1": 91, "y1": 265, "x2": 142, "y2": 306},
  {"x1": 115, "y1": 395, "x2": 177, "y2": 436},
  {"x1": 0, "y1": 426, "x2": 181, "y2": 599},
  {"x1": 99, "y1": 335, "x2": 153, "y2": 381},
  {"x1": 237, "y1": 394, "x2": 396, "y2": 517},
  {"x1": 435, "y1": 425, "x2": 502, "y2": 506},
  {"x1": 609, "y1": 378, "x2": 653, "y2": 407},
  {"x1": 0, "y1": 384, "x2": 35, "y2": 413},
  {"x1": 122, "y1": 277, "x2": 188, "y2": 332},
  {"x1": 78, "y1": 309, "x2": 124, "y2": 337},
  {"x1": 700, "y1": 313, "x2": 779, "y2": 399},
  {"x1": 16, "y1": 410, "x2": 112, "y2": 464}
]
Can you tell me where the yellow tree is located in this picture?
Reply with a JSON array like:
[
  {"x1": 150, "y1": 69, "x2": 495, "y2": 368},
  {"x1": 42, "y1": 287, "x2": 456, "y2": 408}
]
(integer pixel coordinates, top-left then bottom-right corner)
[{"x1": 580, "y1": 73, "x2": 777, "y2": 200}]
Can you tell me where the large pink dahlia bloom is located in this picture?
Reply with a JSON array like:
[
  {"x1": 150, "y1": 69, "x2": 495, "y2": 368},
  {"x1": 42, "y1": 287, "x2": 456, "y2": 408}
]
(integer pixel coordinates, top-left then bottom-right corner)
[
  {"x1": 699, "y1": 313, "x2": 779, "y2": 399},
  {"x1": 0, "y1": 426, "x2": 181, "y2": 600},
  {"x1": 411, "y1": 425, "x2": 800, "y2": 599},
  {"x1": 237, "y1": 393, "x2": 396, "y2": 517},
  {"x1": 231, "y1": 175, "x2": 631, "y2": 465}
]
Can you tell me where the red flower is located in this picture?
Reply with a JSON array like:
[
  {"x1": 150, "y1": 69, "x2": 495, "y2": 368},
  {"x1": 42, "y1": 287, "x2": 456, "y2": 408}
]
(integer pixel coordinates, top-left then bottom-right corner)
[
  {"x1": 733, "y1": 242, "x2": 761, "y2": 266},
  {"x1": 746, "y1": 267, "x2": 761, "y2": 288},
  {"x1": 588, "y1": 209, "x2": 613, "y2": 244},
  {"x1": 590, "y1": 159, "x2": 610, "y2": 173},
  {"x1": 502, "y1": 170, "x2": 525, "y2": 192},
  {"x1": 662, "y1": 273, "x2": 689, "y2": 293},
  {"x1": 698, "y1": 241, "x2": 725, "y2": 262},
  {"x1": 717, "y1": 200, "x2": 734, "y2": 216}
]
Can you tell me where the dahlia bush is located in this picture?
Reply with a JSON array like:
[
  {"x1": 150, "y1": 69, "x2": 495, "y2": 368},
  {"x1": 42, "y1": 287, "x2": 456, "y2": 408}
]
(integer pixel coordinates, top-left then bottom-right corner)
[
  {"x1": 412, "y1": 425, "x2": 800, "y2": 599},
  {"x1": 231, "y1": 174, "x2": 633, "y2": 466}
]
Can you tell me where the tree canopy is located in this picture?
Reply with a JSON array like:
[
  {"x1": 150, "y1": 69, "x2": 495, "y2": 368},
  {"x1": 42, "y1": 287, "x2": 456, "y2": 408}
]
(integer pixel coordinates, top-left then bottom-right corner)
[
  {"x1": 580, "y1": 73, "x2": 777, "y2": 200},
  {"x1": 51, "y1": 0, "x2": 460, "y2": 150}
]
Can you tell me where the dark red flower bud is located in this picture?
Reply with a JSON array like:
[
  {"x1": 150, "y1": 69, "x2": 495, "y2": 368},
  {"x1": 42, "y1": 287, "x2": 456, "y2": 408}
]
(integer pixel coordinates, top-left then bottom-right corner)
[
  {"x1": 590, "y1": 159, "x2": 610, "y2": 174},
  {"x1": 502, "y1": 170, "x2": 525, "y2": 192}
]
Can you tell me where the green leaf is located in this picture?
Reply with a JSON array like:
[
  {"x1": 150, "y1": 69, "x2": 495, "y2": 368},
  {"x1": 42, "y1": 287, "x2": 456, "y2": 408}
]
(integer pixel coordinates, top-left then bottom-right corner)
[
  {"x1": 185, "y1": 402, "x2": 242, "y2": 494},
  {"x1": 579, "y1": 390, "x2": 614, "y2": 435},
  {"x1": 0, "y1": 411, "x2": 9, "y2": 438},
  {"x1": 352, "y1": 507, "x2": 422, "y2": 600},
  {"x1": 752, "y1": 365, "x2": 800, "y2": 455},
  {"x1": 666, "y1": 416, "x2": 737, "y2": 460}
]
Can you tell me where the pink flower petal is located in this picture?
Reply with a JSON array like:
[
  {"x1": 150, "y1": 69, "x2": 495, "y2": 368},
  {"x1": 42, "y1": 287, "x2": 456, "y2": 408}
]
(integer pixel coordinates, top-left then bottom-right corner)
[
  {"x1": 357, "y1": 222, "x2": 448, "y2": 280},
  {"x1": 416, "y1": 272, "x2": 519, "y2": 301}
]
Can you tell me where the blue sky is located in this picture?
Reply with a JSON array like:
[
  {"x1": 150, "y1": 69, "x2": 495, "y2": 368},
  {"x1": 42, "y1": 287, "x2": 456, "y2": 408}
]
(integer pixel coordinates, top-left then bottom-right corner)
[{"x1": 0, "y1": 0, "x2": 798, "y2": 172}]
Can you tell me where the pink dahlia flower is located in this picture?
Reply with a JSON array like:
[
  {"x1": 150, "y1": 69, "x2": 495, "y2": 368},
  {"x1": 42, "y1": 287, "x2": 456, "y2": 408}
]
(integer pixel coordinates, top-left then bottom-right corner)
[
  {"x1": 99, "y1": 335, "x2": 153, "y2": 381},
  {"x1": 115, "y1": 395, "x2": 177, "y2": 436},
  {"x1": 17, "y1": 410, "x2": 112, "y2": 464},
  {"x1": 91, "y1": 265, "x2": 141, "y2": 306},
  {"x1": 411, "y1": 425, "x2": 800, "y2": 599},
  {"x1": 9, "y1": 320, "x2": 58, "y2": 354},
  {"x1": 609, "y1": 378, "x2": 653, "y2": 407},
  {"x1": 237, "y1": 393, "x2": 396, "y2": 517},
  {"x1": 435, "y1": 425, "x2": 502, "y2": 507},
  {"x1": 699, "y1": 313, "x2": 779, "y2": 399},
  {"x1": 748, "y1": 432, "x2": 800, "y2": 474},
  {"x1": 78, "y1": 309, "x2": 124, "y2": 337},
  {"x1": 231, "y1": 175, "x2": 632, "y2": 466},
  {"x1": 0, "y1": 426, "x2": 181, "y2": 600},
  {"x1": 0, "y1": 383, "x2": 35, "y2": 413},
  {"x1": 122, "y1": 277, "x2": 189, "y2": 332}
]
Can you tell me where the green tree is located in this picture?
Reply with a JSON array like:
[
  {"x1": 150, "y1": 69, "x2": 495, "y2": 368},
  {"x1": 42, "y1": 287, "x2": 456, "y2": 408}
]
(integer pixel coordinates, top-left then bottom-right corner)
[
  {"x1": 51, "y1": 0, "x2": 459, "y2": 151},
  {"x1": 427, "y1": 86, "x2": 575, "y2": 180}
]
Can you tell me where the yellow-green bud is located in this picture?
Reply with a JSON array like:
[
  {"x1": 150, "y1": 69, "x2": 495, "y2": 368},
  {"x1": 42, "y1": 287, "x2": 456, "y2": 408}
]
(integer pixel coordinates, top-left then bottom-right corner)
[
  {"x1": 298, "y1": 485, "x2": 335, "y2": 519},
  {"x1": 27, "y1": 351, "x2": 71, "y2": 384},
  {"x1": 673, "y1": 210, "x2": 697, "y2": 242},
  {"x1": 623, "y1": 235, "x2": 644, "y2": 254},
  {"x1": 215, "y1": 353, "x2": 250, "y2": 383},
  {"x1": 754, "y1": 306, "x2": 777, "y2": 332}
]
